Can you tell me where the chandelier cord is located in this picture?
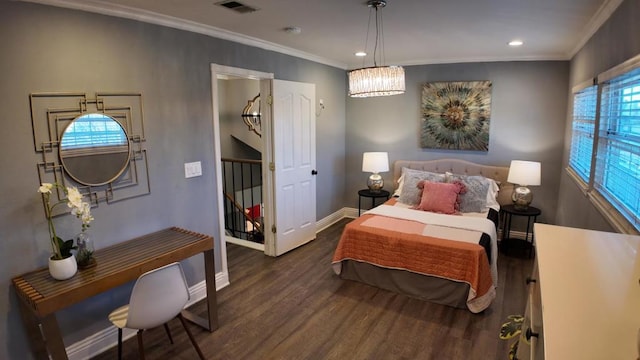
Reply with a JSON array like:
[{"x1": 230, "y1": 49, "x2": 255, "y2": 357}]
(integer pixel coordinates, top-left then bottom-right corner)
[
  {"x1": 374, "y1": 4, "x2": 382, "y2": 67},
  {"x1": 361, "y1": 8, "x2": 374, "y2": 68},
  {"x1": 348, "y1": 0, "x2": 405, "y2": 98}
]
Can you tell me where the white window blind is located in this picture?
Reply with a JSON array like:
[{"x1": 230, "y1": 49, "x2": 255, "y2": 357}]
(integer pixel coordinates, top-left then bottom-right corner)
[
  {"x1": 596, "y1": 66, "x2": 640, "y2": 229},
  {"x1": 60, "y1": 113, "x2": 127, "y2": 150},
  {"x1": 569, "y1": 85, "x2": 598, "y2": 183}
]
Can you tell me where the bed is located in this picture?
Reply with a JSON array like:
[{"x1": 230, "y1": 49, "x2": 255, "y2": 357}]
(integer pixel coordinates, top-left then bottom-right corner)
[{"x1": 332, "y1": 159, "x2": 512, "y2": 313}]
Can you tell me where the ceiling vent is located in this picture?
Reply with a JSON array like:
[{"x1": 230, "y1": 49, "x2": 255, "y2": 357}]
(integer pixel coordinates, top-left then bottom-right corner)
[{"x1": 215, "y1": 1, "x2": 259, "y2": 14}]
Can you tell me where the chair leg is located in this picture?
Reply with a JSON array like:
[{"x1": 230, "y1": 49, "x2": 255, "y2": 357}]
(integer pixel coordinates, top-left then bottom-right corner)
[
  {"x1": 136, "y1": 329, "x2": 146, "y2": 360},
  {"x1": 177, "y1": 313, "x2": 206, "y2": 360},
  {"x1": 117, "y1": 328, "x2": 123, "y2": 360},
  {"x1": 163, "y1": 323, "x2": 174, "y2": 344}
]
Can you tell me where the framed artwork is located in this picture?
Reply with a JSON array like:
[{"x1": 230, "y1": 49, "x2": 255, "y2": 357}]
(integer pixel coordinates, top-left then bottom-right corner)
[{"x1": 420, "y1": 81, "x2": 492, "y2": 151}]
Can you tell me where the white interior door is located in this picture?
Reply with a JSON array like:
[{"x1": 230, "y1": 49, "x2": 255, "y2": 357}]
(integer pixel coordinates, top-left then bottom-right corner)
[{"x1": 268, "y1": 79, "x2": 316, "y2": 256}]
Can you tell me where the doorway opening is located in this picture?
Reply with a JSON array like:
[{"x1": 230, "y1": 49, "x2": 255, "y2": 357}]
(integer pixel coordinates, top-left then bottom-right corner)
[
  {"x1": 219, "y1": 79, "x2": 263, "y2": 250},
  {"x1": 211, "y1": 65, "x2": 317, "y2": 268},
  {"x1": 211, "y1": 65, "x2": 274, "y2": 265}
]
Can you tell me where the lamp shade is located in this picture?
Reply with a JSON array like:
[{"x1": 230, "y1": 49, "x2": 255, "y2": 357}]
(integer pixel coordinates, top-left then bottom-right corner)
[
  {"x1": 507, "y1": 160, "x2": 541, "y2": 186},
  {"x1": 348, "y1": 66, "x2": 405, "y2": 98},
  {"x1": 362, "y1": 152, "x2": 389, "y2": 173}
]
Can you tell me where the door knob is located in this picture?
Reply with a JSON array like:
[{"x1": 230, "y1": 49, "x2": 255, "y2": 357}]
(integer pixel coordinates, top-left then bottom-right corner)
[{"x1": 311, "y1": 170, "x2": 318, "y2": 175}]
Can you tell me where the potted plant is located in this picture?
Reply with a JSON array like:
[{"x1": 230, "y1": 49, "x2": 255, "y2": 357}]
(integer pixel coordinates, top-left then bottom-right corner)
[
  {"x1": 38, "y1": 182, "x2": 94, "y2": 280},
  {"x1": 500, "y1": 314, "x2": 524, "y2": 359}
]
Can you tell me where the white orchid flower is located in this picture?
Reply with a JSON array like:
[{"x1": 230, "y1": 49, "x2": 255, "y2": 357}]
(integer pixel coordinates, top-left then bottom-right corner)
[
  {"x1": 38, "y1": 182, "x2": 96, "y2": 259},
  {"x1": 66, "y1": 187, "x2": 84, "y2": 208},
  {"x1": 38, "y1": 183, "x2": 53, "y2": 194}
]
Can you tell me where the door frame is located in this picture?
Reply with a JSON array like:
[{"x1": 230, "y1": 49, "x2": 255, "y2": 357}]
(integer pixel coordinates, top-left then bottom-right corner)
[{"x1": 210, "y1": 64, "x2": 274, "y2": 279}]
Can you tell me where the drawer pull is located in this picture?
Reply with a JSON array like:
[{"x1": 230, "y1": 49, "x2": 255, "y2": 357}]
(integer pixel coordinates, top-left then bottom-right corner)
[
  {"x1": 525, "y1": 328, "x2": 539, "y2": 340},
  {"x1": 526, "y1": 277, "x2": 537, "y2": 285}
]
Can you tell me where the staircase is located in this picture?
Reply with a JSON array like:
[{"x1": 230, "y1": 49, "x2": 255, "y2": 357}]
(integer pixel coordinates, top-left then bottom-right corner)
[
  {"x1": 220, "y1": 89, "x2": 264, "y2": 244},
  {"x1": 222, "y1": 157, "x2": 264, "y2": 243}
]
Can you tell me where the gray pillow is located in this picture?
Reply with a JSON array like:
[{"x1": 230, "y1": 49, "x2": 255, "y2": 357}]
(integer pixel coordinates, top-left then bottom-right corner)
[
  {"x1": 397, "y1": 168, "x2": 446, "y2": 205},
  {"x1": 447, "y1": 173, "x2": 490, "y2": 213}
]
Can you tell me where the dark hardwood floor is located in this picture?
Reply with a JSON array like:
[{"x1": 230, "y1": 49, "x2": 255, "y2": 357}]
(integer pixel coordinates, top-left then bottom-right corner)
[{"x1": 92, "y1": 218, "x2": 533, "y2": 360}]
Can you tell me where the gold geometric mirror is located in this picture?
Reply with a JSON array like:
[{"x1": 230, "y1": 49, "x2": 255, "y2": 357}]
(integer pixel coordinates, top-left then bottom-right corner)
[{"x1": 30, "y1": 92, "x2": 150, "y2": 211}]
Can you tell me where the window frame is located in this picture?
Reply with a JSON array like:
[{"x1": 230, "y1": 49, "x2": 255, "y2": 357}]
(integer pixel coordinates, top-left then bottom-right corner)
[
  {"x1": 566, "y1": 53, "x2": 640, "y2": 234},
  {"x1": 567, "y1": 79, "x2": 599, "y2": 193}
]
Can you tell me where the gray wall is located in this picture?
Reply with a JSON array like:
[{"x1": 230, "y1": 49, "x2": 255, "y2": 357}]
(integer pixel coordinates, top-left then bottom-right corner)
[
  {"x1": 0, "y1": 2, "x2": 346, "y2": 359},
  {"x1": 346, "y1": 61, "x2": 570, "y2": 226},
  {"x1": 3, "y1": 0, "x2": 632, "y2": 357},
  {"x1": 556, "y1": 0, "x2": 640, "y2": 231}
]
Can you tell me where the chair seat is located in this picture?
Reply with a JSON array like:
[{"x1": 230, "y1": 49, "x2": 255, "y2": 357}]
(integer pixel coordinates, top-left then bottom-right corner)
[{"x1": 109, "y1": 305, "x2": 129, "y2": 329}]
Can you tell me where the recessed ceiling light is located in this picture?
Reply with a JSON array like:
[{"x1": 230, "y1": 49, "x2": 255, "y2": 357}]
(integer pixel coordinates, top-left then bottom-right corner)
[
  {"x1": 355, "y1": 51, "x2": 367, "y2": 57},
  {"x1": 508, "y1": 40, "x2": 524, "y2": 47}
]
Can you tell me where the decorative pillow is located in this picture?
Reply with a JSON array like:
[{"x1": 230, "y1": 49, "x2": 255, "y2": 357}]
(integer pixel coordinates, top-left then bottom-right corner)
[
  {"x1": 450, "y1": 180, "x2": 468, "y2": 211},
  {"x1": 392, "y1": 174, "x2": 404, "y2": 197},
  {"x1": 446, "y1": 172, "x2": 494, "y2": 213},
  {"x1": 414, "y1": 181, "x2": 464, "y2": 214},
  {"x1": 397, "y1": 168, "x2": 446, "y2": 205},
  {"x1": 485, "y1": 179, "x2": 501, "y2": 211}
]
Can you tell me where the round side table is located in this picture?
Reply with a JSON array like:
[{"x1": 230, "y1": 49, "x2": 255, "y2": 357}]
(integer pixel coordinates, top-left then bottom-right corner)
[
  {"x1": 358, "y1": 189, "x2": 390, "y2": 216},
  {"x1": 500, "y1": 204, "x2": 541, "y2": 258}
]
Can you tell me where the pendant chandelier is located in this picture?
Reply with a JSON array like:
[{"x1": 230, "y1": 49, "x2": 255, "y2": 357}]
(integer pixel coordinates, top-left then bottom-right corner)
[{"x1": 348, "y1": 0, "x2": 405, "y2": 98}]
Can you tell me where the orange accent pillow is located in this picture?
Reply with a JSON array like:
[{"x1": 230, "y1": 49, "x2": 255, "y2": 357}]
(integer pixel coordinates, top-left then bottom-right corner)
[{"x1": 414, "y1": 181, "x2": 465, "y2": 214}]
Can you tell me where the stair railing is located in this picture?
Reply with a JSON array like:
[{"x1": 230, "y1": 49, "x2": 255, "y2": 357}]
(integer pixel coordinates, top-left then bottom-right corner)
[{"x1": 221, "y1": 157, "x2": 263, "y2": 243}]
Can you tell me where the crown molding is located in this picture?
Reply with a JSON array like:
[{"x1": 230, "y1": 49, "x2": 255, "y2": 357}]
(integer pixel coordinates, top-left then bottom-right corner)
[
  {"x1": 19, "y1": 0, "x2": 621, "y2": 72},
  {"x1": 19, "y1": 0, "x2": 348, "y2": 70},
  {"x1": 392, "y1": 53, "x2": 571, "y2": 68},
  {"x1": 568, "y1": 0, "x2": 624, "y2": 58}
]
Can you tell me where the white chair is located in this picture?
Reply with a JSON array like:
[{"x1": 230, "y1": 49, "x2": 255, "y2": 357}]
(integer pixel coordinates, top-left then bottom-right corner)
[{"x1": 108, "y1": 262, "x2": 206, "y2": 360}]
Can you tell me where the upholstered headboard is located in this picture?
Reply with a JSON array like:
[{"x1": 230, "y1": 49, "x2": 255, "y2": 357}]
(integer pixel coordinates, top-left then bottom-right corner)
[{"x1": 393, "y1": 159, "x2": 513, "y2": 207}]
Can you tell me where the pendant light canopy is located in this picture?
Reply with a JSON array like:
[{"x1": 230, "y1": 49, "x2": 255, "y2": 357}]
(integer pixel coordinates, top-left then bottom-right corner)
[{"x1": 348, "y1": 0, "x2": 405, "y2": 98}]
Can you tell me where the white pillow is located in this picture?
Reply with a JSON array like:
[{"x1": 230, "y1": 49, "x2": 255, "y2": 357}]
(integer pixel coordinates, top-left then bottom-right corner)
[
  {"x1": 446, "y1": 172, "x2": 500, "y2": 212},
  {"x1": 485, "y1": 179, "x2": 500, "y2": 212},
  {"x1": 397, "y1": 168, "x2": 446, "y2": 205},
  {"x1": 393, "y1": 174, "x2": 404, "y2": 197}
]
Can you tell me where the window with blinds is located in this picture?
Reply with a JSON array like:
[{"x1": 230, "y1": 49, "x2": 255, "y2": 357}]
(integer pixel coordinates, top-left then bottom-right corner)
[
  {"x1": 595, "y1": 67, "x2": 640, "y2": 229},
  {"x1": 569, "y1": 85, "x2": 598, "y2": 183},
  {"x1": 60, "y1": 113, "x2": 127, "y2": 150}
]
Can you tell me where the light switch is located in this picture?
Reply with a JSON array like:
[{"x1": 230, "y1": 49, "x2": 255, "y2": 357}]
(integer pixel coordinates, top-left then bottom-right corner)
[{"x1": 184, "y1": 161, "x2": 202, "y2": 178}]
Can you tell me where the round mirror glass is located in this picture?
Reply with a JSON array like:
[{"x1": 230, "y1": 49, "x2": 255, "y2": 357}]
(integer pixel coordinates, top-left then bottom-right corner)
[{"x1": 59, "y1": 113, "x2": 130, "y2": 186}]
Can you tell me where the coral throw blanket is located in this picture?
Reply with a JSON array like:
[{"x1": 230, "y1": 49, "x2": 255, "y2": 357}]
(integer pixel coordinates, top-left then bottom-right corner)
[{"x1": 332, "y1": 203, "x2": 496, "y2": 313}]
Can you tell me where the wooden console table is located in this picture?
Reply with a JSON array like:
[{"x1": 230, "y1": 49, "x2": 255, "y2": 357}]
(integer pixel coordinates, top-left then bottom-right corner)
[{"x1": 12, "y1": 227, "x2": 218, "y2": 360}]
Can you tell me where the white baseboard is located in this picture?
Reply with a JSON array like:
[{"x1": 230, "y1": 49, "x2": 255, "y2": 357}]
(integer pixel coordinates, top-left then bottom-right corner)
[
  {"x1": 343, "y1": 207, "x2": 359, "y2": 219},
  {"x1": 316, "y1": 208, "x2": 351, "y2": 232},
  {"x1": 499, "y1": 229, "x2": 530, "y2": 242}
]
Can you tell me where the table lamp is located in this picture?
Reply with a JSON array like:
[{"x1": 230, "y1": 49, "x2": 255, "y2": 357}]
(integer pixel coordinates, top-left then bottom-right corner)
[
  {"x1": 507, "y1": 160, "x2": 541, "y2": 210},
  {"x1": 362, "y1": 152, "x2": 389, "y2": 193}
]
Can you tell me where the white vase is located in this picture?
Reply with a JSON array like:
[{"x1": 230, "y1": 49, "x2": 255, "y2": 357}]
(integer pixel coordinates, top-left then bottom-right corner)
[{"x1": 48, "y1": 254, "x2": 78, "y2": 280}]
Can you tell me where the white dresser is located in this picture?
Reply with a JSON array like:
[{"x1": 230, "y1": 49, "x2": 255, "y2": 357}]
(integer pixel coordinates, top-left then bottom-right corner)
[{"x1": 517, "y1": 223, "x2": 640, "y2": 359}]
